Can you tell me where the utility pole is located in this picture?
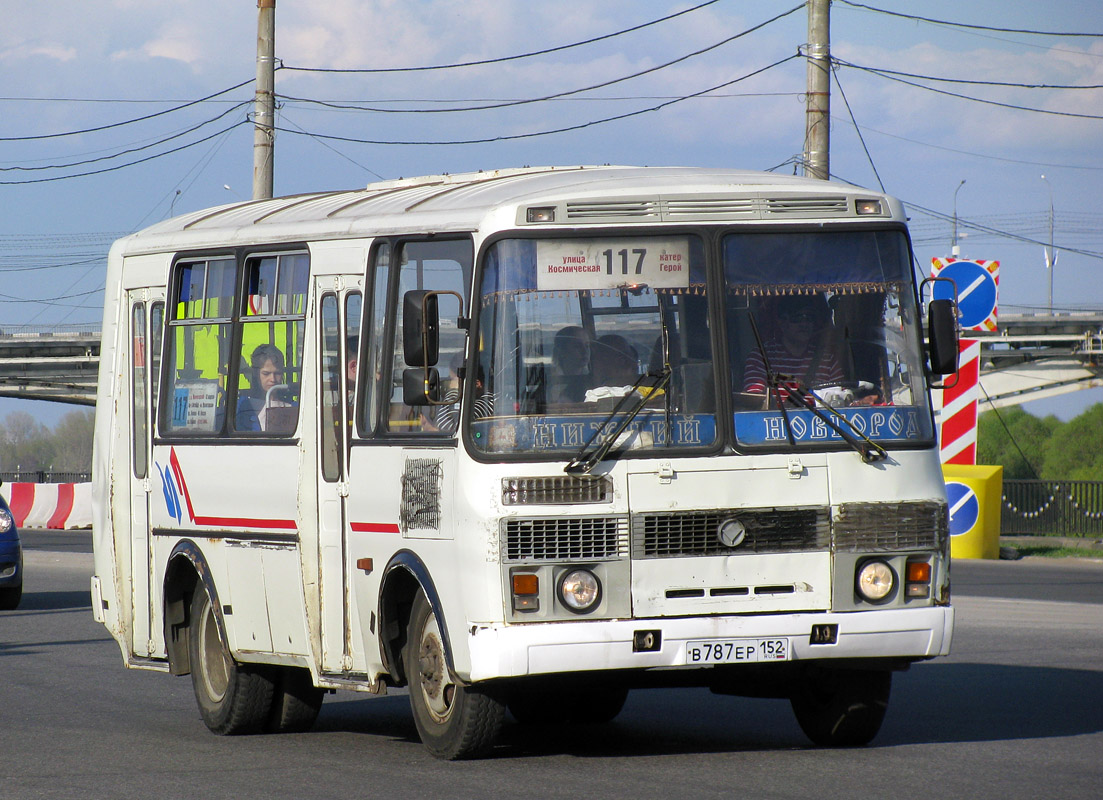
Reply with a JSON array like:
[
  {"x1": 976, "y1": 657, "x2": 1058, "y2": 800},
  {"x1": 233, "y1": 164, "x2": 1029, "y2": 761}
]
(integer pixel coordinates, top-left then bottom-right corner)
[
  {"x1": 253, "y1": 0, "x2": 276, "y2": 201},
  {"x1": 803, "y1": 0, "x2": 831, "y2": 181}
]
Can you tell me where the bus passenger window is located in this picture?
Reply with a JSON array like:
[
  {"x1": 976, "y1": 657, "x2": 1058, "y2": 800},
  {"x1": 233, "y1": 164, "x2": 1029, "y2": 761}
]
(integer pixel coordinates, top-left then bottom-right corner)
[
  {"x1": 164, "y1": 258, "x2": 235, "y2": 434},
  {"x1": 234, "y1": 253, "x2": 308, "y2": 435}
]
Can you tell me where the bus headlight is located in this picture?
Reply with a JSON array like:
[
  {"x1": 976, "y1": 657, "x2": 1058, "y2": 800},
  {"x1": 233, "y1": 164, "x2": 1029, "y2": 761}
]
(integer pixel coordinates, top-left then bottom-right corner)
[
  {"x1": 558, "y1": 569, "x2": 601, "y2": 613},
  {"x1": 856, "y1": 559, "x2": 895, "y2": 603}
]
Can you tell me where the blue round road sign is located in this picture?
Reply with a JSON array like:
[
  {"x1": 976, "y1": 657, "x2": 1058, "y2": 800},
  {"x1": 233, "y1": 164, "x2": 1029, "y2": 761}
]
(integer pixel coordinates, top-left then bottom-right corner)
[
  {"x1": 945, "y1": 481, "x2": 980, "y2": 537},
  {"x1": 933, "y1": 261, "x2": 996, "y2": 329}
]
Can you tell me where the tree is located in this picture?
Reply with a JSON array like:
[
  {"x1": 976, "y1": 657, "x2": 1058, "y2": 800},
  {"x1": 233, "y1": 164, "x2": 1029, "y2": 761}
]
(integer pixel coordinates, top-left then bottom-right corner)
[
  {"x1": 0, "y1": 411, "x2": 57, "y2": 472},
  {"x1": 1040, "y1": 403, "x2": 1103, "y2": 481},
  {"x1": 50, "y1": 410, "x2": 95, "y2": 472},
  {"x1": 977, "y1": 406, "x2": 1058, "y2": 479}
]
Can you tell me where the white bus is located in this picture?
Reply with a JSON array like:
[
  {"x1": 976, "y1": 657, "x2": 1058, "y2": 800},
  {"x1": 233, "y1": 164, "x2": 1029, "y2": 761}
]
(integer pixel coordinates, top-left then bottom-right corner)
[{"x1": 92, "y1": 166, "x2": 959, "y2": 759}]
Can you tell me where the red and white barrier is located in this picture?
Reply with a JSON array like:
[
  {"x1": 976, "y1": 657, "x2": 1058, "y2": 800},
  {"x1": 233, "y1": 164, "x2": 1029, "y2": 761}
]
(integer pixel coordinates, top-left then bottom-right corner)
[{"x1": 0, "y1": 482, "x2": 92, "y2": 530}]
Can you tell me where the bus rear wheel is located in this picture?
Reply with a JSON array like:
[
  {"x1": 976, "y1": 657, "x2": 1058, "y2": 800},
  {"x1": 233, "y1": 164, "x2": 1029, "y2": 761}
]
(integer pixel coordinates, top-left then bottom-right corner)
[
  {"x1": 267, "y1": 666, "x2": 324, "y2": 733},
  {"x1": 404, "y1": 591, "x2": 504, "y2": 759},
  {"x1": 189, "y1": 586, "x2": 275, "y2": 735},
  {"x1": 789, "y1": 665, "x2": 891, "y2": 747}
]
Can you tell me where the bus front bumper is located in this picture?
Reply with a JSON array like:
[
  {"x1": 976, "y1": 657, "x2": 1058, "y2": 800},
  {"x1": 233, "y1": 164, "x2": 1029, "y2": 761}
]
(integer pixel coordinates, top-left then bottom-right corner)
[{"x1": 465, "y1": 605, "x2": 953, "y2": 682}]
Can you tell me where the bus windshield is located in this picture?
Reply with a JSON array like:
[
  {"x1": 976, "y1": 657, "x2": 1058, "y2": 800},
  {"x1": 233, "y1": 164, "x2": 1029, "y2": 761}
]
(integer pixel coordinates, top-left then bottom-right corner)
[
  {"x1": 724, "y1": 229, "x2": 933, "y2": 449},
  {"x1": 471, "y1": 228, "x2": 933, "y2": 460},
  {"x1": 472, "y1": 235, "x2": 716, "y2": 458}
]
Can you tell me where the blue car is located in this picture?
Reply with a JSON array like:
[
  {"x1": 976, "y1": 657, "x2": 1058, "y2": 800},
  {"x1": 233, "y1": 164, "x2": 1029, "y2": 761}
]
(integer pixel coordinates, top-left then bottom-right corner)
[{"x1": 0, "y1": 488, "x2": 21, "y2": 610}]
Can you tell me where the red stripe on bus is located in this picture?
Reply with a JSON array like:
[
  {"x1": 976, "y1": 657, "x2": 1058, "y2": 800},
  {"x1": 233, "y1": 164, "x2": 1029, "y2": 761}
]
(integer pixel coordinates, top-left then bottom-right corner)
[
  {"x1": 350, "y1": 522, "x2": 401, "y2": 534},
  {"x1": 192, "y1": 515, "x2": 298, "y2": 530},
  {"x1": 169, "y1": 447, "x2": 197, "y2": 524},
  {"x1": 47, "y1": 483, "x2": 75, "y2": 529},
  {"x1": 8, "y1": 483, "x2": 35, "y2": 526}
]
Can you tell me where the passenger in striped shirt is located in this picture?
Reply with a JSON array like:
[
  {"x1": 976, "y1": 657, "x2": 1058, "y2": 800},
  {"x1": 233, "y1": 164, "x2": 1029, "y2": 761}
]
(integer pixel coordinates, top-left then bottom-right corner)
[{"x1": 742, "y1": 294, "x2": 843, "y2": 403}]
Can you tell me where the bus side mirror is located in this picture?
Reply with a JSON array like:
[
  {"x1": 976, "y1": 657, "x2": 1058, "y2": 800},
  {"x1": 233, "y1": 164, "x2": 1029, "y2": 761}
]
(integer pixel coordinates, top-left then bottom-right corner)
[
  {"x1": 403, "y1": 290, "x2": 439, "y2": 368},
  {"x1": 927, "y1": 299, "x2": 959, "y2": 376},
  {"x1": 403, "y1": 367, "x2": 441, "y2": 406}
]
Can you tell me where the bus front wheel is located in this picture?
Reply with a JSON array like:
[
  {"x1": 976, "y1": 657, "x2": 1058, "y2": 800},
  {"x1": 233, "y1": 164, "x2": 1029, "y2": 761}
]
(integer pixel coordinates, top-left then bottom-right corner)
[
  {"x1": 789, "y1": 665, "x2": 891, "y2": 747},
  {"x1": 189, "y1": 586, "x2": 275, "y2": 735},
  {"x1": 404, "y1": 591, "x2": 504, "y2": 759}
]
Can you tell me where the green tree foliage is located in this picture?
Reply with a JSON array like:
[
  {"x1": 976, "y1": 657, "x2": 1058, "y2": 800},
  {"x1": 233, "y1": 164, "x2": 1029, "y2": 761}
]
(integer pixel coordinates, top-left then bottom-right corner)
[
  {"x1": 1040, "y1": 403, "x2": 1103, "y2": 481},
  {"x1": 977, "y1": 406, "x2": 1059, "y2": 479}
]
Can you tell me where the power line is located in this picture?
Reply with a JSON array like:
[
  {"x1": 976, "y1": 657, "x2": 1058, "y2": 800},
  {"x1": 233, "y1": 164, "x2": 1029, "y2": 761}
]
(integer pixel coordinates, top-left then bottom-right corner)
[
  {"x1": 833, "y1": 60, "x2": 1103, "y2": 90},
  {"x1": 277, "y1": 7, "x2": 802, "y2": 116},
  {"x1": 273, "y1": 55, "x2": 799, "y2": 147},
  {"x1": 0, "y1": 119, "x2": 250, "y2": 185},
  {"x1": 836, "y1": 61, "x2": 1103, "y2": 121},
  {"x1": 0, "y1": 101, "x2": 252, "y2": 173},
  {"x1": 829, "y1": 115, "x2": 1103, "y2": 171},
  {"x1": 0, "y1": 79, "x2": 253, "y2": 142},
  {"x1": 278, "y1": 0, "x2": 756, "y2": 75},
  {"x1": 835, "y1": 1, "x2": 1103, "y2": 37}
]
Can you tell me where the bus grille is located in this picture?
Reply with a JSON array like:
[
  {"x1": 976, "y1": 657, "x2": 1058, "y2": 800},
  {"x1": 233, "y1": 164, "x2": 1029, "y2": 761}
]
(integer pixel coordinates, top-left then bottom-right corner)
[
  {"x1": 501, "y1": 476, "x2": 611, "y2": 505},
  {"x1": 632, "y1": 507, "x2": 830, "y2": 558},
  {"x1": 502, "y1": 516, "x2": 629, "y2": 563},
  {"x1": 833, "y1": 501, "x2": 948, "y2": 551}
]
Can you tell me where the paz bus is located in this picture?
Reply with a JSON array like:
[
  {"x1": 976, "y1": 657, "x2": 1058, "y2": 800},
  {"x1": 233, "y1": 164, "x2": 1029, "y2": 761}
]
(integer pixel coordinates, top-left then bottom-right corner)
[{"x1": 91, "y1": 166, "x2": 959, "y2": 759}]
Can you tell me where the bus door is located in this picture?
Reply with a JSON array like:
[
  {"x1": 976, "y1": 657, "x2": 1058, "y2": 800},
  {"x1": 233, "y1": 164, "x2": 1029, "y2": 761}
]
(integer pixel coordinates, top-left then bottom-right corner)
[
  {"x1": 127, "y1": 289, "x2": 164, "y2": 657},
  {"x1": 316, "y1": 282, "x2": 362, "y2": 673}
]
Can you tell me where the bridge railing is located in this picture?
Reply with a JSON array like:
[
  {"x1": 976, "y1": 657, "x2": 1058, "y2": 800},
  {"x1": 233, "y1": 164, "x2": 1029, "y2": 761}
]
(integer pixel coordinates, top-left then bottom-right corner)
[{"x1": 1002, "y1": 480, "x2": 1103, "y2": 537}]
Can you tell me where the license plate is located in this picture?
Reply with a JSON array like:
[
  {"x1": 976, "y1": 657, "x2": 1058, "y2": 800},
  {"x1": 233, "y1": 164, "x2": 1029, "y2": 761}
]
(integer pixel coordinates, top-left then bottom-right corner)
[{"x1": 685, "y1": 637, "x2": 790, "y2": 665}]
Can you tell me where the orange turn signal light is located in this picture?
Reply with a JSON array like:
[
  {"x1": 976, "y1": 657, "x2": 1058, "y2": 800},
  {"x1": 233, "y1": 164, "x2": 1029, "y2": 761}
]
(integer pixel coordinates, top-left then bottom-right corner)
[
  {"x1": 512, "y1": 573, "x2": 539, "y2": 596},
  {"x1": 906, "y1": 561, "x2": 931, "y2": 583}
]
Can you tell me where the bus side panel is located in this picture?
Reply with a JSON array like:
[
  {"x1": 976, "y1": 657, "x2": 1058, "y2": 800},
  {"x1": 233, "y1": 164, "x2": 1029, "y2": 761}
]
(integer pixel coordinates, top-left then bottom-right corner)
[{"x1": 148, "y1": 443, "x2": 309, "y2": 660}]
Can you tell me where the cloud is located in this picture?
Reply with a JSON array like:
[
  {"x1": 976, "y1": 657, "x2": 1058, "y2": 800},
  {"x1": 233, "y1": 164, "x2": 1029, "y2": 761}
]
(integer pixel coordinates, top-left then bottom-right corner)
[
  {"x1": 110, "y1": 20, "x2": 205, "y2": 66},
  {"x1": 0, "y1": 42, "x2": 78, "y2": 62}
]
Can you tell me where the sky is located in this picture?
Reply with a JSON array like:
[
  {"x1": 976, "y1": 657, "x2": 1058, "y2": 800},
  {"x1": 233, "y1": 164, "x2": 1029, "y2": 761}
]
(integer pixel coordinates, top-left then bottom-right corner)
[{"x1": 2, "y1": 0, "x2": 1102, "y2": 426}]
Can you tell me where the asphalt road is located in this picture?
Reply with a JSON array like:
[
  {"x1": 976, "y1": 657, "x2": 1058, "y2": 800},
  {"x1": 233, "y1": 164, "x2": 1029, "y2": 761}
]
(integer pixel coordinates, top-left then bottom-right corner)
[{"x1": 3, "y1": 533, "x2": 1101, "y2": 800}]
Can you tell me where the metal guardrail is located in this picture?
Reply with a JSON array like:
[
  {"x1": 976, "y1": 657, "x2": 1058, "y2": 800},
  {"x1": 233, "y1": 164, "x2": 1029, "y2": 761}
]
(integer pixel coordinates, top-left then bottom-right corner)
[
  {"x1": 1002, "y1": 480, "x2": 1103, "y2": 537},
  {"x1": 0, "y1": 471, "x2": 91, "y2": 484}
]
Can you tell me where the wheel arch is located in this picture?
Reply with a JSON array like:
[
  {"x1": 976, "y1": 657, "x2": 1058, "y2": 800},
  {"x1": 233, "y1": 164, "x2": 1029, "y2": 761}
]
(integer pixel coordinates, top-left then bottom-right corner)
[
  {"x1": 378, "y1": 549, "x2": 451, "y2": 686},
  {"x1": 162, "y1": 539, "x2": 223, "y2": 676}
]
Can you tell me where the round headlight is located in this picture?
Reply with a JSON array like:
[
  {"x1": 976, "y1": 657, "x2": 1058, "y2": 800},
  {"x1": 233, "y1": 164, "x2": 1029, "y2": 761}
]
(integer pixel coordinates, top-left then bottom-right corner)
[
  {"x1": 558, "y1": 569, "x2": 601, "y2": 613},
  {"x1": 856, "y1": 560, "x2": 895, "y2": 603},
  {"x1": 0, "y1": 509, "x2": 12, "y2": 533}
]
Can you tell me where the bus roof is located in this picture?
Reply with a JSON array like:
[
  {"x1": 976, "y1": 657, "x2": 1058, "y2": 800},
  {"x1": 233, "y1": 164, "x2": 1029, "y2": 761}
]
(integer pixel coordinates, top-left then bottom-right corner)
[{"x1": 114, "y1": 165, "x2": 903, "y2": 256}]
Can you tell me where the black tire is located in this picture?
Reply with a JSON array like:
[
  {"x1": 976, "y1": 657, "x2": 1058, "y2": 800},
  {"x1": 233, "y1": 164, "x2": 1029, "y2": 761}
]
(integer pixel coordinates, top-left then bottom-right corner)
[
  {"x1": 509, "y1": 684, "x2": 628, "y2": 725},
  {"x1": 790, "y1": 665, "x2": 891, "y2": 747},
  {"x1": 189, "y1": 586, "x2": 275, "y2": 735},
  {"x1": 404, "y1": 591, "x2": 504, "y2": 759},
  {"x1": 0, "y1": 583, "x2": 21, "y2": 611},
  {"x1": 268, "y1": 667, "x2": 324, "y2": 733}
]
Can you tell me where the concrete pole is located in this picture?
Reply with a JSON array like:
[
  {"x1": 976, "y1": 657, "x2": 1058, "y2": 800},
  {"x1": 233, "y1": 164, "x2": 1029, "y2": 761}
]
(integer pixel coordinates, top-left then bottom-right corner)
[
  {"x1": 803, "y1": 0, "x2": 831, "y2": 181},
  {"x1": 253, "y1": 0, "x2": 276, "y2": 201}
]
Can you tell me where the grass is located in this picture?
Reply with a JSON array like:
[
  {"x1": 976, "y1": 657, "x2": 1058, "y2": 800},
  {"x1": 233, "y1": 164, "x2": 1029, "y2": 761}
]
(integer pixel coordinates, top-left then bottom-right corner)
[{"x1": 1011, "y1": 545, "x2": 1103, "y2": 559}]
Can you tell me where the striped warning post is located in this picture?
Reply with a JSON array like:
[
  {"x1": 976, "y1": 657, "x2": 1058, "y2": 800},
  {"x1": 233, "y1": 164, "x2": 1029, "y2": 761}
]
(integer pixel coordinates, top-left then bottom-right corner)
[{"x1": 934, "y1": 338, "x2": 981, "y2": 465}]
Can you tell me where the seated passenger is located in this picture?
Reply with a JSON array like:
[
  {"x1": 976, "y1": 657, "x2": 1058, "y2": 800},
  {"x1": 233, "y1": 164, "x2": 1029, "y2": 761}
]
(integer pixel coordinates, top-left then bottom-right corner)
[
  {"x1": 547, "y1": 325, "x2": 593, "y2": 404},
  {"x1": 237, "y1": 344, "x2": 296, "y2": 432},
  {"x1": 585, "y1": 334, "x2": 640, "y2": 402}
]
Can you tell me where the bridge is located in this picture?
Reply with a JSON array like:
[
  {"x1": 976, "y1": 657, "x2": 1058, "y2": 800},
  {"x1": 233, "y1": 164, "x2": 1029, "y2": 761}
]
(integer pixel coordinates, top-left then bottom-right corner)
[
  {"x1": 0, "y1": 324, "x2": 100, "y2": 406},
  {"x1": 0, "y1": 313, "x2": 1101, "y2": 409}
]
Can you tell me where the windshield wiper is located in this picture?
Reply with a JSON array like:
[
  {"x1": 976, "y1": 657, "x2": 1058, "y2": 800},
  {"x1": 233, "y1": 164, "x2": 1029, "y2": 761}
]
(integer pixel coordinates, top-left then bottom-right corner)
[
  {"x1": 776, "y1": 374, "x2": 888, "y2": 464},
  {"x1": 564, "y1": 367, "x2": 672, "y2": 475},
  {"x1": 748, "y1": 313, "x2": 796, "y2": 447}
]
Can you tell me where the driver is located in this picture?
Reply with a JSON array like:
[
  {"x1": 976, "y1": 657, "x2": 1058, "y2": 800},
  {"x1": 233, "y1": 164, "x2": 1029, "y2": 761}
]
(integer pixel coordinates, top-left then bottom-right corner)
[{"x1": 742, "y1": 294, "x2": 843, "y2": 401}]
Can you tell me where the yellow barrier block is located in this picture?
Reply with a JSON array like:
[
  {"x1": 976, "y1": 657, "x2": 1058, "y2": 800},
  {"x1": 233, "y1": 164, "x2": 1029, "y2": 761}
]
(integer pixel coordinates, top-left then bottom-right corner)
[{"x1": 943, "y1": 464, "x2": 1004, "y2": 560}]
